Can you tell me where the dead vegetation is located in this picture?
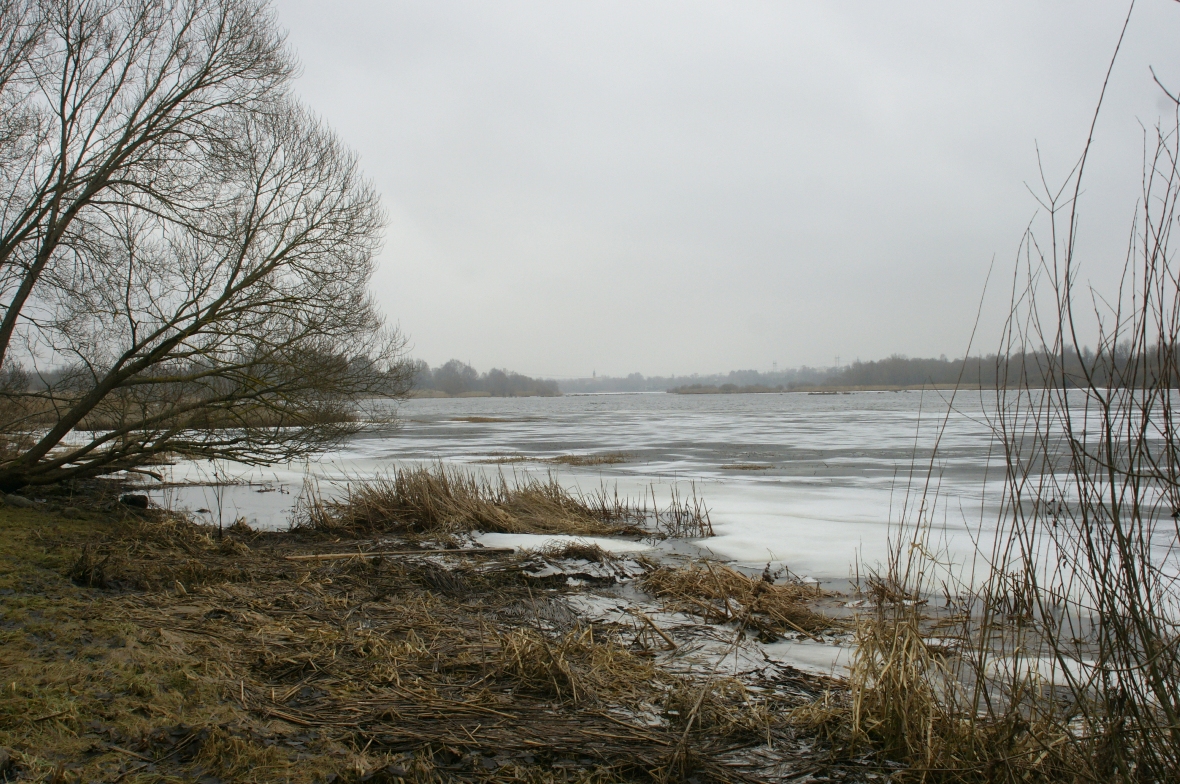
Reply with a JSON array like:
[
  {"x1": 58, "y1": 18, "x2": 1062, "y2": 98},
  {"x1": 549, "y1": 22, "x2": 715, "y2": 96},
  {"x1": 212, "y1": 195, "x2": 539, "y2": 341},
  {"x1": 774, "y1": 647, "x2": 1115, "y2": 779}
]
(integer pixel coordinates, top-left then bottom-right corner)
[
  {"x1": 0, "y1": 477, "x2": 851, "y2": 783},
  {"x1": 538, "y1": 540, "x2": 619, "y2": 564},
  {"x1": 649, "y1": 485, "x2": 715, "y2": 539},
  {"x1": 791, "y1": 529, "x2": 1105, "y2": 784},
  {"x1": 788, "y1": 29, "x2": 1180, "y2": 783},
  {"x1": 663, "y1": 679, "x2": 773, "y2": 741},
  {"x1": 546, "y1": 453, "x2": 631, "y2": 467},
  {"x1": 497, "y1": 626, "x2": 661, "y2": 707},
  {"x1": 292, "y1": 465, "x2": 650, "y2": 539},
  {"x1": 644, "y1": 562, "x2": 834, "y2": 640},
  {"x1": 450, "y1": 416, "x2": 514, "y2": 423},
  {"x1": 292, "y1": 464, "x2": 715, "y2": 543}
]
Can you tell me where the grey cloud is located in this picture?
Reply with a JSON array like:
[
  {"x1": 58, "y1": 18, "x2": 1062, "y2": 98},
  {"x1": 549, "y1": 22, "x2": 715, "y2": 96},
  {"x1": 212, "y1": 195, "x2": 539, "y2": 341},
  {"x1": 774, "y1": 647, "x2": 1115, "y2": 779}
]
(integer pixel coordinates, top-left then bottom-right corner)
[{"x1": 275, "y1": 0, "x2": 1180, "y2": 376}]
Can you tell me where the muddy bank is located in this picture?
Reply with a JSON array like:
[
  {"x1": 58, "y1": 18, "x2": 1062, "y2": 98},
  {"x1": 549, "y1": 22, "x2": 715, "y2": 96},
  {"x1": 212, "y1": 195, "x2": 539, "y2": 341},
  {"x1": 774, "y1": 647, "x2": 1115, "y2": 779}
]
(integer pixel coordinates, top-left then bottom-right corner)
[{"x1": 0, "y1": 474, "x2": 884, "y2": 783}]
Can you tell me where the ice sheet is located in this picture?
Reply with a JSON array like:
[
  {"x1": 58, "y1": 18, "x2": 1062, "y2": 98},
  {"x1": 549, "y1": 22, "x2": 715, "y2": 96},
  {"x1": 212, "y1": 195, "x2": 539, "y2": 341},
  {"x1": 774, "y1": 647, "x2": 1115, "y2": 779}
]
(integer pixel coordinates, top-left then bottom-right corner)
[
  {"x1": 141, "y1": 390, "x2": 1012, "y2": 578},
  {"x1": 761, "y1": 639, "x2": 853, "y2": 676},
  {"x1": 474, "y1": 532, "x2": 654, "y2": 553}
]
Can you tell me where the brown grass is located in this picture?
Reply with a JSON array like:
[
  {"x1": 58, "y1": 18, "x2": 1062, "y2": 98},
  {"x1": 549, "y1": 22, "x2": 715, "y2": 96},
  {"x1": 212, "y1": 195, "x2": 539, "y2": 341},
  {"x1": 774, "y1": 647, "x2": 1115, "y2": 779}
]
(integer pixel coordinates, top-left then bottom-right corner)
[
  {"x1": 664, "y1": 678, "x2": 773, "y2": 741},
  {"x1": 498, "y1": 626, "x2": 662, "y2": 706},
  {"x1": 547, "y1": 453, "x2": 631, "y2": 467},
  {"x1": 0, "y1": 487, "x2": 812, "y2": 782},
  {"x1": 539, "y1": 540, "x2": 616, "y2": 563},
  {"x1": 292, "y1": 466, "x2": 717, "y2": 544},
  {"x1": 643, "y1": 561, "x2": 834, "y2": 639},
  {"x1": 793, "y1": 555, "x2": 1085, "y2": 783},
  {"x1": 473, "y1": 452, "x2": 632, "y2": 466},
  {"x1": 650, "y1": 484, "x2": 715, "y2": 539},
  {"x1": 293, "y1": 465, "x2": 649, "y2": 539}
]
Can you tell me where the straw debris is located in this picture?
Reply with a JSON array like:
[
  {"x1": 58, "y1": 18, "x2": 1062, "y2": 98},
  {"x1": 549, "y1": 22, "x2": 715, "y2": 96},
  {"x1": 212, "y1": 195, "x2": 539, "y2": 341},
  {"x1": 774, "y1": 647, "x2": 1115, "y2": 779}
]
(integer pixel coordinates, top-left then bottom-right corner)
[
  {"x1": 643, "y1": 561, "x2": 834, "y2": 639},
  {"x1": 0, "y1": 479, "x2": 848, "y2": 783},
  {"x1": 664, "y1": 679, "x2": 772, "y2": 741},
  {"x1": 497, "y1": 626, "x2": 662, "y2": 706}
]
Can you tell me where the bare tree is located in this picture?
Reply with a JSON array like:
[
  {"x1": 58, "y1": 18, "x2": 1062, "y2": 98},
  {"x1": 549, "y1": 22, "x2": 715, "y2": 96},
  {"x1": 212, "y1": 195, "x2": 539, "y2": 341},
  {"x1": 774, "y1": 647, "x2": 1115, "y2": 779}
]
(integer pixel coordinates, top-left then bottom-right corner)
[{"x1": 0, "y1": 0, "x2": 409, "y2": 491}]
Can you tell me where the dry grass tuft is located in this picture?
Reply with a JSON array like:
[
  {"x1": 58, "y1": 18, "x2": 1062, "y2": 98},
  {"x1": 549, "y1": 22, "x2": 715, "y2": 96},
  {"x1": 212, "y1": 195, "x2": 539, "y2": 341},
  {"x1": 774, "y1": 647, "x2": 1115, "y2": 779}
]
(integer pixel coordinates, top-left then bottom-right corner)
[
  {"x1": 497, "y1": 626, "x2": 661, "y2": 706},
  {"x1": 293, "y1": 465, "x2": 648, "y2": 539},
  {"x1": 539, "y1": 540, "x2": 615, "y2": 563},
  {"x1": 644, "y1": 562, "x2": 832, "y2": 638},
  {"x1": 546, "y1": 453, "x2": 631, "y2": 466},
  {"x1": 664, "y1": 678, "x2": 773, "y2": 741},
  {"x1": 68, "y1": 544, "x2": 127, "y2": 588},
  {"x1": 649, "y1": 484, "x2": 715, "y2": 539},
  {"x1": 294, "y1": 467, "x2": 716, "y2": 545},
  {"x1": 803, "y1": 582, "x2": 1084, "y2": 783},
  {"x1": 475, "y1": 454, "x2": 530, "y2": 464},
  {"x1": 1, "y1": 482, "x2": 838, "y2": 782}
]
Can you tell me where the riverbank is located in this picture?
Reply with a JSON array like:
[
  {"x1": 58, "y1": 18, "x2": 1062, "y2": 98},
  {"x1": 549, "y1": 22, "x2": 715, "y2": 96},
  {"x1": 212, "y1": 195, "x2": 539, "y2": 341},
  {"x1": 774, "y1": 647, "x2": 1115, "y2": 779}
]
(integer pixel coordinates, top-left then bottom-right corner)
[{"x1": 0, "y1": 474, "x2": 880, "y2": 783}]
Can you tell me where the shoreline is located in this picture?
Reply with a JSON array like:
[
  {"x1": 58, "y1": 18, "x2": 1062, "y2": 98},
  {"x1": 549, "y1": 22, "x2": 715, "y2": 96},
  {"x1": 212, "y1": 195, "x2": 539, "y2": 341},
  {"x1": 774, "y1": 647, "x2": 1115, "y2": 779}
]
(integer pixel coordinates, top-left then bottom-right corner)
[{"x1": 0, "y1": 478, "x2": 875, "y2": 782}]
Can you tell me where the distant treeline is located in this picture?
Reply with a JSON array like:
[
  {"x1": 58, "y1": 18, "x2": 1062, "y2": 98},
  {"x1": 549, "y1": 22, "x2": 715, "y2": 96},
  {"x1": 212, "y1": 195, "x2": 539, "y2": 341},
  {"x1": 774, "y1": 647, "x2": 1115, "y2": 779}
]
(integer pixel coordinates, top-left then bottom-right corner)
[
  {"x1": 559, "y1": 367, "x2": 831, "y2": 394},
  {"x1": 564, "y1": 348, "x2": 1179, "y2": 394},
  {"x1": 410, "y1": 360, "x2": 560, "y2": 397},
  {"x1": 826, "y1": 354, "x2": 968, "y2": 388},
  {"x1": 826, "y1": 348, "x2": 1177, "y2": 389}
]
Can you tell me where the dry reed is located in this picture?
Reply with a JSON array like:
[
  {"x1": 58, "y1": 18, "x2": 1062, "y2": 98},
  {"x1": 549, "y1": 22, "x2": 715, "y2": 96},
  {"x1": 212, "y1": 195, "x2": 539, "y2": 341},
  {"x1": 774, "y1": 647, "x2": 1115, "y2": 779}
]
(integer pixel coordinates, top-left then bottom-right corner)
[
  {"x1": 292, "y1": 465, "x2": 716, "y2": 543},
  {"x1": 643, "y1": 561, "x2": 832, "y2": 638},
  {"x1": 6, "y1": 503, "x2": 805, "y2": 782},
  {"x1": 795, "y1": 20, "x2": 1180, "y2": 783},
  {"x1": 663, "y1": 678, "x2": 773, "y2": 741},
  {"x1": 292, "y1": 465, "x2": 649, "y2": 538},
  {"x1": 649, "y1": 484, "x2": 714, "y2": 539},
  {"x1": 498, "y1": 626, "x2": 662, "y2": 706}
]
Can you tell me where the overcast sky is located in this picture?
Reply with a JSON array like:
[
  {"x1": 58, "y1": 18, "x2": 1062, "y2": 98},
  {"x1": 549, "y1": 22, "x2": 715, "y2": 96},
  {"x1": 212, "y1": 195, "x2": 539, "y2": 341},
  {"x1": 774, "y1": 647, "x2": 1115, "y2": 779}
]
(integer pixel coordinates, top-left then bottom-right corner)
[{"x1": 273, "y1": 1, "x2": 1180, "y2": 378}]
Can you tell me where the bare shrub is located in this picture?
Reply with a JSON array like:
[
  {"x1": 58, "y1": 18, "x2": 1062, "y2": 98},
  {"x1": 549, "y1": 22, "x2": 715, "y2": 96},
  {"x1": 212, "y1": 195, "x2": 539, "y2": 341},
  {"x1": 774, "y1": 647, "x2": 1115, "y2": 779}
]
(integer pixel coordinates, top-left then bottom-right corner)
[{"x1": 826, "y1": 13, "x2": 1180, "y2": 782}]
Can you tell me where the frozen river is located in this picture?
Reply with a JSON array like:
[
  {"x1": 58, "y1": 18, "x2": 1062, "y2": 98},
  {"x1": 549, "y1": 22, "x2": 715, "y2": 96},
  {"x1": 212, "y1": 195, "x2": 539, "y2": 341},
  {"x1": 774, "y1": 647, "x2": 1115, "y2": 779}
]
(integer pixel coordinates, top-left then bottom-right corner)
[{"x1": 149, "y1": 389, "x2": 1007, "y2": 583}]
